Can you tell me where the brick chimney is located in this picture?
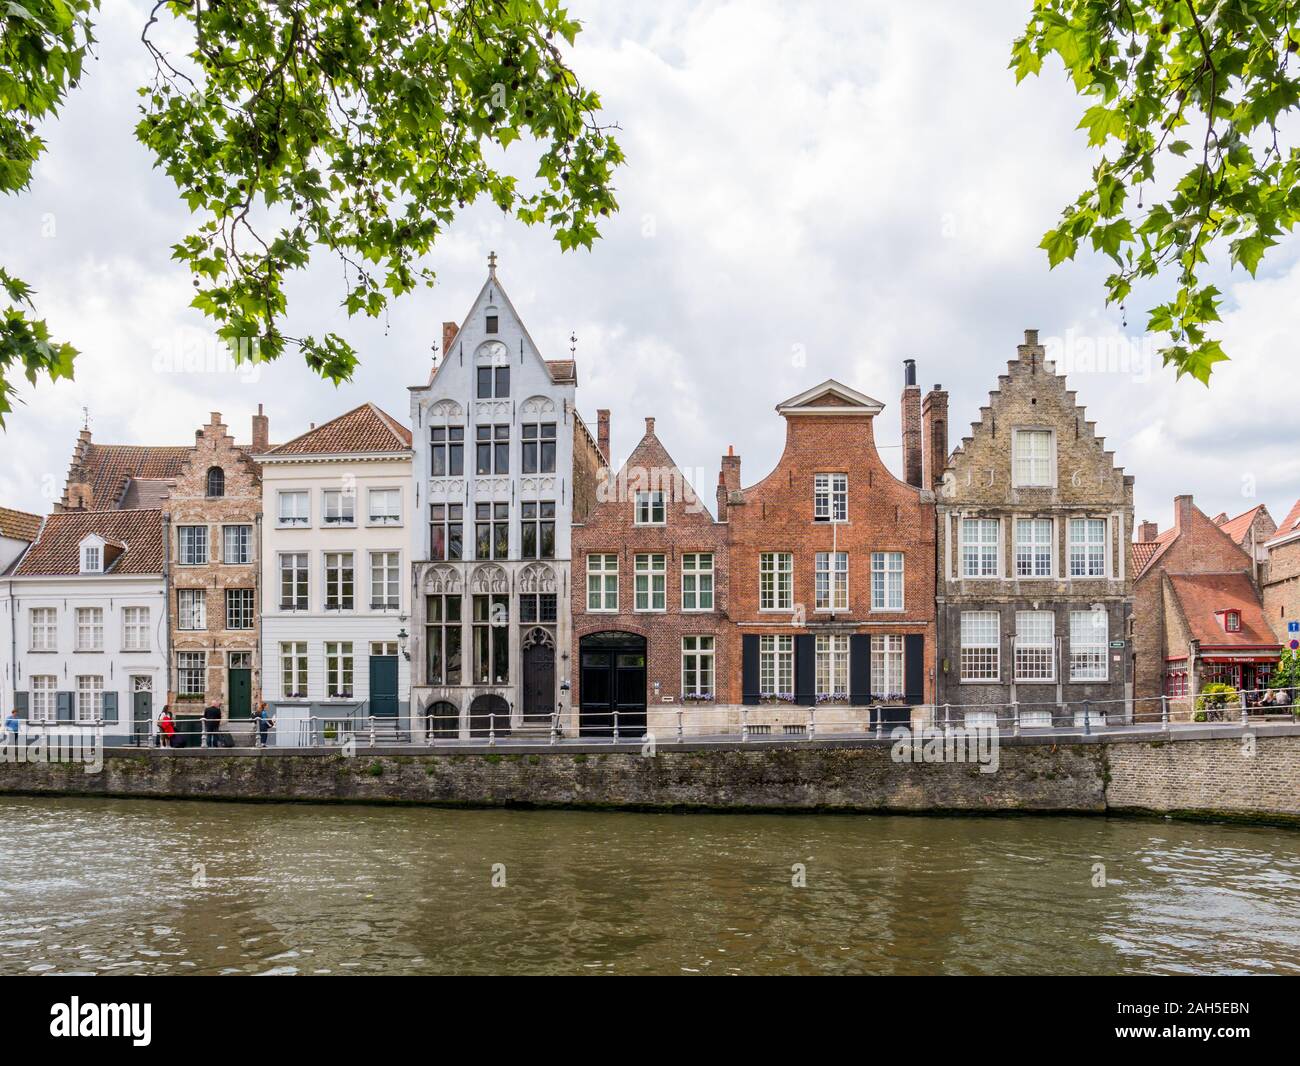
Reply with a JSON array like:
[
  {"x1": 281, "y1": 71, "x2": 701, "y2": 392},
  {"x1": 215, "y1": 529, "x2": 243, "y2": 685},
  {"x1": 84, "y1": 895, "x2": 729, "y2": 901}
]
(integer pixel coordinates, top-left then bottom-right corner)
[
  {"x1": 921, "y1": 383, "x2": 948, "y2": 492},
  {"x1": 251, "y1": 403, "x2": 269, "y2": 453},
  {"x1": 1138, "y1": 519, "x2": 1158, "y2": 542},
  {"x1": 901, "y1": 359, "x2": 922, "y2": 487},
  {"x1": 644, "y1": 416, "x2": 656, "y2": 437},
  {"x1": 442, "y1": 321, "x2": 459, "y2": 359},
  {"x1": 596, "y1": 409, "x2": 610, "y2": 464},
  {"x1": 718, "y1": 445, "x2": 741, "y2": 519},
  {"x1": 1174, "y1": 494, "x2": 1195, "y2": 530}
]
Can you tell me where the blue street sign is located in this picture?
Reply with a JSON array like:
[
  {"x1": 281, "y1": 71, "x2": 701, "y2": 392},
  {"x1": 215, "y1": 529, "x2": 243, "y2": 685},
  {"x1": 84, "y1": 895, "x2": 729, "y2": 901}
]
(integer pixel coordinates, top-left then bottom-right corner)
[{"x1": 1289, "y1": 621, "x2": 1299, "y2": 634}]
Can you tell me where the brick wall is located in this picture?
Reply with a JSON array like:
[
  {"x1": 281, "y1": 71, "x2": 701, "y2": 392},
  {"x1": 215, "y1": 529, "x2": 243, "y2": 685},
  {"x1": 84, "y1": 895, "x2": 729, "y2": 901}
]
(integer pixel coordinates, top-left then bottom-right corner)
[{"x1": 1262, "y1": 538, "x2": 1300, "y2": 640}]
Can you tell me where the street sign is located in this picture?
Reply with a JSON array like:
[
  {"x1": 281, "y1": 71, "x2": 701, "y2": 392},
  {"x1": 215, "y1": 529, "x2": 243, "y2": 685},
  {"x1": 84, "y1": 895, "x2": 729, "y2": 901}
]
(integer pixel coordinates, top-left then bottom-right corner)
[
  {"x1": 1108, "y1": 640, "x2": 1125, "y2": 648},
  {"x1": 1289, "y1": 620, "x2": 1299, "y2": 633},
  {"x1": 1291, "y1": 639, "x2": 1298, "y2": 651}
]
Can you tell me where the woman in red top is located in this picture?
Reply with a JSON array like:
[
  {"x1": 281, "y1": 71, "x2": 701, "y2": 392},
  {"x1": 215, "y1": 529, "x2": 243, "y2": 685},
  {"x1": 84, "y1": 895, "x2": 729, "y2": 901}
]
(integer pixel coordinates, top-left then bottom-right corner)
[{"x1": 158, "y1": 706, "x2": 176, "y2": 748}]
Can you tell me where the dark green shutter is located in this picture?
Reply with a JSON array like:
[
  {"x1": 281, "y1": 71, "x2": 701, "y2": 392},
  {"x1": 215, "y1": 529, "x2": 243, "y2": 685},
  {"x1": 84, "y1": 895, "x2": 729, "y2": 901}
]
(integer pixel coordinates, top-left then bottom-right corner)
[
  {"x1": 904, "y1": 634, "x2": 925, "y2": 705},
  {"x1": 794, "y1": 634, "x2": 815, "y2": 706},
  {"x1": 741, "y1": 634, "x2": 760, "y2": 705},
  {"x1": 57, "y1": 692, "x2": 74, "y2": 721},
  {"x1": 849, "y1": 634, "x2": 871, "y2": 705},
  {"x1": 13, "y1": 692, "x2": 28, "y2": 719},
  {"x1": 102, "y1": 692, "x2": 119, "y2": 724}
]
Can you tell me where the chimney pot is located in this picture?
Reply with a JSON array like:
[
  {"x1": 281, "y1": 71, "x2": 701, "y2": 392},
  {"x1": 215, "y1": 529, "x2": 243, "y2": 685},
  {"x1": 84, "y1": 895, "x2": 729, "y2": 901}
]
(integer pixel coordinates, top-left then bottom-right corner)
[
  {"x1": 252, "y1": 404, "x2": 270, "y2": 452},
  {"x1": 903, "y1": 358, "x2": 917, "y2": 388},
  {"x1": 644, "y1": 416, "x2": 655, "y2": 436}
]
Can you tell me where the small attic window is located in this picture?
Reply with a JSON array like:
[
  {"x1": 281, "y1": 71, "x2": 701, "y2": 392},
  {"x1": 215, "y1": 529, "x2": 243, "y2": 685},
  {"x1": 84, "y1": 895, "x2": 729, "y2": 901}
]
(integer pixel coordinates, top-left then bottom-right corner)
[
  {"x1": 485, "y1": 314, "x2": 499, "y2": 333},
  {"x1": 1223, "y1": 610, "x2": 1241, "y2": 633},
  {"x1": 81, "y1": 544, "x2": 102, "y2": 574},
  {"x1": 206, "y1": 466, "x2": 225, "y2": 498}
]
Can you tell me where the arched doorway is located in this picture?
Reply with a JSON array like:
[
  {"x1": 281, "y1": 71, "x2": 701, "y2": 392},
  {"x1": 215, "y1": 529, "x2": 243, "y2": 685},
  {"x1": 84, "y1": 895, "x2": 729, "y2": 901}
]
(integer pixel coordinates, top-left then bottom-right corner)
[
  {"x1": 425, "y1": 700, "x2": 459, "y2": 739},
  {"x1": 579, "y1": 632, "x2": 647, "y2": 737},
  {"x1": 468, "y1": 693, "x2": 510, "y2": 737},
  {"x1": 522, "y1": 628, "x2": 556, "y2": 724}
]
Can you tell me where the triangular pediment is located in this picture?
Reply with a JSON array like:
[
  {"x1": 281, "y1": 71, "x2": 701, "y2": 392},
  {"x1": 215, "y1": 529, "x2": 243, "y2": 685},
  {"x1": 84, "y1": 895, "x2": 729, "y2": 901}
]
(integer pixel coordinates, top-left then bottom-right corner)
[{"x1": 776, "y1": 380, "x2": 884, "y2": 416}]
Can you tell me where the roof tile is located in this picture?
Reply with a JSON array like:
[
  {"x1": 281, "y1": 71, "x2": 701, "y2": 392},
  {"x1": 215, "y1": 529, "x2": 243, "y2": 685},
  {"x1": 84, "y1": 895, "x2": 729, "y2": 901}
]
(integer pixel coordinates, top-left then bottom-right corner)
[
  {"x1": 266, "y1": 403, "x2": 412, "y2": 456},
  {"x1": 13, "y1": 509, "x2": 164, "y2": 576}
]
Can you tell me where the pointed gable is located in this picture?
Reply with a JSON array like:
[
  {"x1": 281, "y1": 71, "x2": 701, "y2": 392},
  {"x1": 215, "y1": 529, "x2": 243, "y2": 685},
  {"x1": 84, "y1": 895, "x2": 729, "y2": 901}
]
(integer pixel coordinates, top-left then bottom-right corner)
[
  {"x1": 268, "y1": 403, "x2": 413, "y2": 456},
  {"x1": 775, "y1": 380, "x2": 884, "y2": 417},
  {"x1": 608, "y1": 417, "x2": 712, "y2": 517}
]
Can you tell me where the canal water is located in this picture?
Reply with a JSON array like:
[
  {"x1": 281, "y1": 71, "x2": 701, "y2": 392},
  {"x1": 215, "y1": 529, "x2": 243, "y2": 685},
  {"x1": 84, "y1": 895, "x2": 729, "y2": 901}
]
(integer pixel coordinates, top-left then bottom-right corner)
[{"x1": 1, "y1": 796, "x2": 1297, "y2": 975}]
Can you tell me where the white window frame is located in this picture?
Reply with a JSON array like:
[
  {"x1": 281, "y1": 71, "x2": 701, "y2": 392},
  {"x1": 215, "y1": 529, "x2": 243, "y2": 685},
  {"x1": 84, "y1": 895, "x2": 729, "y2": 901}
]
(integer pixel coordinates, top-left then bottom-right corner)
[
  {"x1": 75, "y1": 607, "x2": 103, "y2": 652},
  {"x1": 1068, "y1": 518, "x2": 1108, "y2": 578},
  {"x1": 225, "y1": 588, "x2": 255, "y2": 630},
  {"x1": 75, "y1": 675, "x2": 103, "y2": 723},
  {"x1": 278, "y1": 490, "x2": 310, "y2": 527},
  {"x1": 279, "y1": 552, "x2": 309, "y2": 611},
  {"x1": 122, "y1": 606, "x2": 150, "y2": 652},
  {"x1": 325, "y1": 641, "x2": 354, "y2": 699},
  {"x1": 634, "y1": 490, "x2": 666, "y2": 526},
  {"x1": 322, "y1": 488, "x2": 356, "y2": 526},
  {"x1": 325, "y1": 551, "x2": 355, "y2": 610},
  {"x1": 281, "y1": 641, "x2": 308, "y2": 700},
  {"x1": 815, "y1": 551, "x2": 849, "y2": 611},
  {"x1": 29, "y1": 607, "x2": 56, "y2": 652},
  {"x1": 960, "y1": 518, "x2": 1000, "y2": 578},
  {"x1": 682, "y1": 635, "x2": 715, "y2": 699},
  {"x1": 177, "y1": 651, "x2": 206, "y2": 697},
  {"x1": 681, "y1": 553, "x2": 714, "y2": 612},
  {"x1": 222, "y1": 524, "x2": 252, "y2": 565},
  {"x1": 759, "y1": 552, "x2": 793, "y2": 611},
  {"x1": 870, "y1": 634, "x2": 905, "y2": 700},
  {"x1": 177, "y1": 589, "x2": 206, "y2": 631},
  {"x1": 815, "y1": 634, "x2": 850, "y2": 700},
  {"x1": 870, "y1": 551, "x2": 904, "y2": 611},
  {"x1": 1014, "y1": 610, "x2": 1055, "y2": 682},
  {"x1": 80, "y1": 543, "x2": 101, "y2": 573},
  {"x1": 813, "y1": 473, "x2": 848, "y2": 523},
  {"x1": 29, "y1": 676, "x2": 57, "y2": 723},
  {"x1": 634, "y1": 553, "x2": 666, "y2": 612},
  {"x1": 586, "y1": 554, "x2": 618, "y2": 612},
  {"x1": 759, "y1": 634, "x2": 794, "y2": 698},
  {"x1": 960, "y1": 610, "x2": 1000, "y2": 682},
  {"x1": 1012, "y1": 428, "x2": 1055, "y2": 487},
  {"x1": 177, "y1": 525, "x2": 208, "y2": 565},
  {"x1": 1069, "y1": 609, "x2": 1109, "y2": 682},
  {"x1": 369, "y1": 551, "x2": 401, "y2": 611},
  {"x1": 367, "y1": 487, "x2": 402, "y2": 526},
  {"x1": 1014, "y1": 518, "x2": 1053, "y2": 578}
]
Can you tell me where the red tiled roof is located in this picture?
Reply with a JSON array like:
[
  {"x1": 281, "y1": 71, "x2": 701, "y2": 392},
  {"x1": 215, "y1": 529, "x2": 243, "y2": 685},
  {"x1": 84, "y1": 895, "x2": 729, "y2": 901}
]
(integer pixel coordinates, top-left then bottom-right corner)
[
  {"x1": 1133, "y1": 526, "x2": 1177, "y2": 578},
  {"x1": 1274, "y1": 498, "x2": 1300, "y2": 539},
  {"x1": 1167, "y1": 572, "x2": 1279, "y2": 649},
  {"x1": 266, "y1": 403, "x2": 412, "y2": 456},
  {"x1": 80, "y1": 444, "x2": 191, "y2": 510},
  {"x1": 13, "y1": 509, "x2": 164, "y2": 576},
  {"x1": 0, "y1": 507, "x2": 41, "y2": 541},
  {"x1": 1217, "y1": 505, "x2": 1267, "y2": 546}
]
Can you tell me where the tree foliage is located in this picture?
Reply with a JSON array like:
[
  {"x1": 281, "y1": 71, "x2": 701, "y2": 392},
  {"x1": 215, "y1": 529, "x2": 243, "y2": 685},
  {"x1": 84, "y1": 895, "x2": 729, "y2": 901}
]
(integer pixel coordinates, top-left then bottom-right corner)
[
  {"x1": 1013, "y1": 0, "x2": 1300, "y2": 383},
  {"x1": 0, "y1": 0, "x2": 622, "y2": 424}
]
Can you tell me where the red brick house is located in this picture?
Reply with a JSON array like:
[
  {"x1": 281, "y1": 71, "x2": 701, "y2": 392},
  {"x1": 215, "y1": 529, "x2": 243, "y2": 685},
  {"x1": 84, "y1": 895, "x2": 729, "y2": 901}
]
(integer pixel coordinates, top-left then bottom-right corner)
[
  {"x1": 1261, "y1": 498, "x2": 1300, "y2": 641},
  {"x1": 1133, "y1": 495, "x2": 1280, "y2": 714},
  {"x1": 721, "y1": 373, "x2": 938, "y2": 729},
  {"x1": 571, "y1": 414, "x2": 730, "y2": 736}
]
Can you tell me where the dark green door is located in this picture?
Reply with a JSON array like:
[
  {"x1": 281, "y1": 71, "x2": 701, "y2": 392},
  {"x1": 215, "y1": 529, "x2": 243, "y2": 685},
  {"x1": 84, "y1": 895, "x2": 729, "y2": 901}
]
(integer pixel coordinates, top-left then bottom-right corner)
[
  {"x1": 228, "y1": 669, "x2": 252, "y2": 720},
  {"x1": 132, "y1": 690, "x2": 152, "y2": 740},
  {"x1": 370, "y1": 656, "x2": 398, "y2": 717}
]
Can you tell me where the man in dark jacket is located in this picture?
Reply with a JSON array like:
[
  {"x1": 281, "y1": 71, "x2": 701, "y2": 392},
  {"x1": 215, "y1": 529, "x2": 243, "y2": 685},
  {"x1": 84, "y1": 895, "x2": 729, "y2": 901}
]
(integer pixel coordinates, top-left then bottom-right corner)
[{"x1": 203, "y1": 703, "x2": 222, "y2": 748}]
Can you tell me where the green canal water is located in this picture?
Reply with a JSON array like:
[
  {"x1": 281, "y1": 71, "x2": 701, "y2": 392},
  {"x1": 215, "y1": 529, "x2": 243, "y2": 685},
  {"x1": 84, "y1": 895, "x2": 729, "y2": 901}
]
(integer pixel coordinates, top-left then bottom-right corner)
[{"x1": 1, "y1": 796, "x2": 1297, "y2": 975}]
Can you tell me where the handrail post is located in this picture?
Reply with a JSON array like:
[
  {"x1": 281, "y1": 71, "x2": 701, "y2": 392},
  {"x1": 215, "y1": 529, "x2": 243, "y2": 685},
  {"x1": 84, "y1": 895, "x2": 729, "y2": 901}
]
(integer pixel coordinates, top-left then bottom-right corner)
[
  {"x1": 808, "y1": 704, "x2": 815, "y2": 741},
  {"x1": 1083, "y1": 699, "x2": 1092, "y2": 736},
  {"x1": 875, "y1": 705, "x2": 882, "y2": 740},
  {"x1": 489, "y1": 712, "x2": 496, "y2": 748},
  {"x1": 368, "y1": 715, "x2": 376, "y2": 748},
  {"x1": 426, "y1": 714, "x2": 434, "y2": 747},
  {"x1": 550, "y1": 710, "x2": 558, "y2": 746},
  {"x1": 613, "y1": 706, "x2": 619, "y2": 745},
  {"x1": 741, "y1": 706, "x2": 749, "y2": 742},
  {"x1": 1012, "y1": 700, "x2": 1020, "y2": 737},
  {"x1": 1161, "y1": 694, "x2": 1170, "y2": 734},
  {"x1": 676, "y1": 708, "x2": 683, "y2": 744}
]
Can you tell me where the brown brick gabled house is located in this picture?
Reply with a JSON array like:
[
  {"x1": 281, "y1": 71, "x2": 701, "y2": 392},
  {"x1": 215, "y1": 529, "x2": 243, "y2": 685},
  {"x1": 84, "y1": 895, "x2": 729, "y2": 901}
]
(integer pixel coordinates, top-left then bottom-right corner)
[
  {"x1": 722, "y1": 374, "x2": 938, "y2": 730},
  {"x1": 571, "y1": 414, "x2": 730, "y2": 735}
]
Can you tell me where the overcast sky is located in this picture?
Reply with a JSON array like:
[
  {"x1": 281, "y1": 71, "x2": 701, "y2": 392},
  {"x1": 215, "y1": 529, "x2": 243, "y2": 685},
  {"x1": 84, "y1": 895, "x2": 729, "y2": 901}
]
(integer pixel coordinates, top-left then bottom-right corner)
[{"x1": 2, "y1": 0, "x2": 1297, "y2": 529}]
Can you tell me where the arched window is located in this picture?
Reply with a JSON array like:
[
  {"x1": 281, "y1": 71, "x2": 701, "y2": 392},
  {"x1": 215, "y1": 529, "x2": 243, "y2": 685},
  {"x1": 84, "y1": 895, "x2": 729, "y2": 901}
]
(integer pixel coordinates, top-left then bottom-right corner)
[{"x1": 206, "y1": 467, "x2": 225, "y2": 498}]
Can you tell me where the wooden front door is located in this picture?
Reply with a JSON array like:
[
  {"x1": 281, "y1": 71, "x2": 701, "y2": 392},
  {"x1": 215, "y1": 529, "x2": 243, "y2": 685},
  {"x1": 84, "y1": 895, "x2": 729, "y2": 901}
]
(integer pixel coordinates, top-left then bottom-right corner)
[
  {"x1": 369, "y1": 655, "x2": 399, "y2": 717},
  {"x1": 579, "y1": 633, "x2": 647, "y2": 737},
  {"x1": 522, "y1": 629, "x2": 555, "y2": 723},
  {"x1": 228, "y1": 667, "x2": 252, "y2": 720}
]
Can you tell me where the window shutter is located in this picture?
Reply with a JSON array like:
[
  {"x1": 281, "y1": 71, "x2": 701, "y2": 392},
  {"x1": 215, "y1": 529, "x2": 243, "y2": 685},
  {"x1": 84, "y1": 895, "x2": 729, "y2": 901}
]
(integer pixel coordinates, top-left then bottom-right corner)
[
  {"x1": 13, "y1": 692, "x2": 28, "y2": 719},
  {"x1": 741, "y1": 634, "x2": 760, "y2": 706},
  {"x1": 849, "y1": 634, "x2": 871, "y2": 706},
  {"x1": 904, "y1": 634, "x2": 925, "y2": 705},
  {"x1": 794, "y1": 634, "x2": 815, "y2": 706},
  {"x1": 103, "y1": 692, "x2": 119, "y2": 724},
  {"x1": 57, "y1": 692, "x2": 74, "y2": 721}
]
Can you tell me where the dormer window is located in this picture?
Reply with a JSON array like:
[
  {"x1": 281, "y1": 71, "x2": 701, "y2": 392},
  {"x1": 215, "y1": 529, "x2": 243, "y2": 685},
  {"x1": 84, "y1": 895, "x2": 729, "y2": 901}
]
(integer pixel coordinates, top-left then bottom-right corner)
[
  {"x1": 206, "y1": 466, "x2": 225, "y2": 498},
  {"x1": 81, "y1": 544, "x2": 102, "y2": 573},
  {"x1": 1224, "y1": 610, "x2": 1241, "y2": 633}
]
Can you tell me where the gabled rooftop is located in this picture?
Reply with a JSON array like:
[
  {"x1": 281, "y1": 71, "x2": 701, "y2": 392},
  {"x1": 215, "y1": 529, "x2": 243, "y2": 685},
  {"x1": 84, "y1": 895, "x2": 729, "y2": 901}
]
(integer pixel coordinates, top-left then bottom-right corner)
[
  {"x1": 13, "y1": 509, "x2": 164, "y2": 576},
  {"x1": 265, "y1": 403, "x2": 412, "y2": 457}
]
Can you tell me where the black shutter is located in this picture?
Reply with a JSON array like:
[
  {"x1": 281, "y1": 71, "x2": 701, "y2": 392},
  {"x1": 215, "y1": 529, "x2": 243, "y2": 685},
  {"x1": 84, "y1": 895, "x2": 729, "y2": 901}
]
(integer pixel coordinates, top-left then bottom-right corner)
[
  {"x1": 904, "y1": 634, "x2": 925, "y2": 705},
  {"x1": 57, "y1": 691, "x2": 74, "y2": 722},
  {"x1": 849, "y1": 634, "x2": 871, "y2": 705},
  {"x1": 13, "y1": 692, "x2": 28, "y2": 719},
  {"x1": 794, "y1": 634, "x2": 815, "y2": 706},
  {"x1": 741, "y1": 634, "x2": 761, "y2": 705}
]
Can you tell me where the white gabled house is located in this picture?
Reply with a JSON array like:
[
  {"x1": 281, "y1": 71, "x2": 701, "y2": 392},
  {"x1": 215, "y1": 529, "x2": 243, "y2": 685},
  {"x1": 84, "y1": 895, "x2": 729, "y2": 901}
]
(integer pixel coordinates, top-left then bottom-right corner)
[
  {"x1": 0, "y1": 508, "x2": 167, "y2": 743},
  {"x1": 255, "y1": 404, "x2": 414, "y2": 744},
  {"x1": 408, "y1": 255, "x2": 603, "y2": 737}
]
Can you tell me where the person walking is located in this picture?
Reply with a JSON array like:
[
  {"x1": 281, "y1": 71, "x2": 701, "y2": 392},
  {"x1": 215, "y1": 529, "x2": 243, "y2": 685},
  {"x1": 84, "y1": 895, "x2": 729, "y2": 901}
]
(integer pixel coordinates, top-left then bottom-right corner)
[
  {"x1": 157, "y1": 706, "x2": 176, "y2": 748},
  {"x1": 203, "y1": 702, "x2": 222, "y2": 748},
  {"x1": 256, "y1": 702, "x2": 274, "y2": 749}
]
